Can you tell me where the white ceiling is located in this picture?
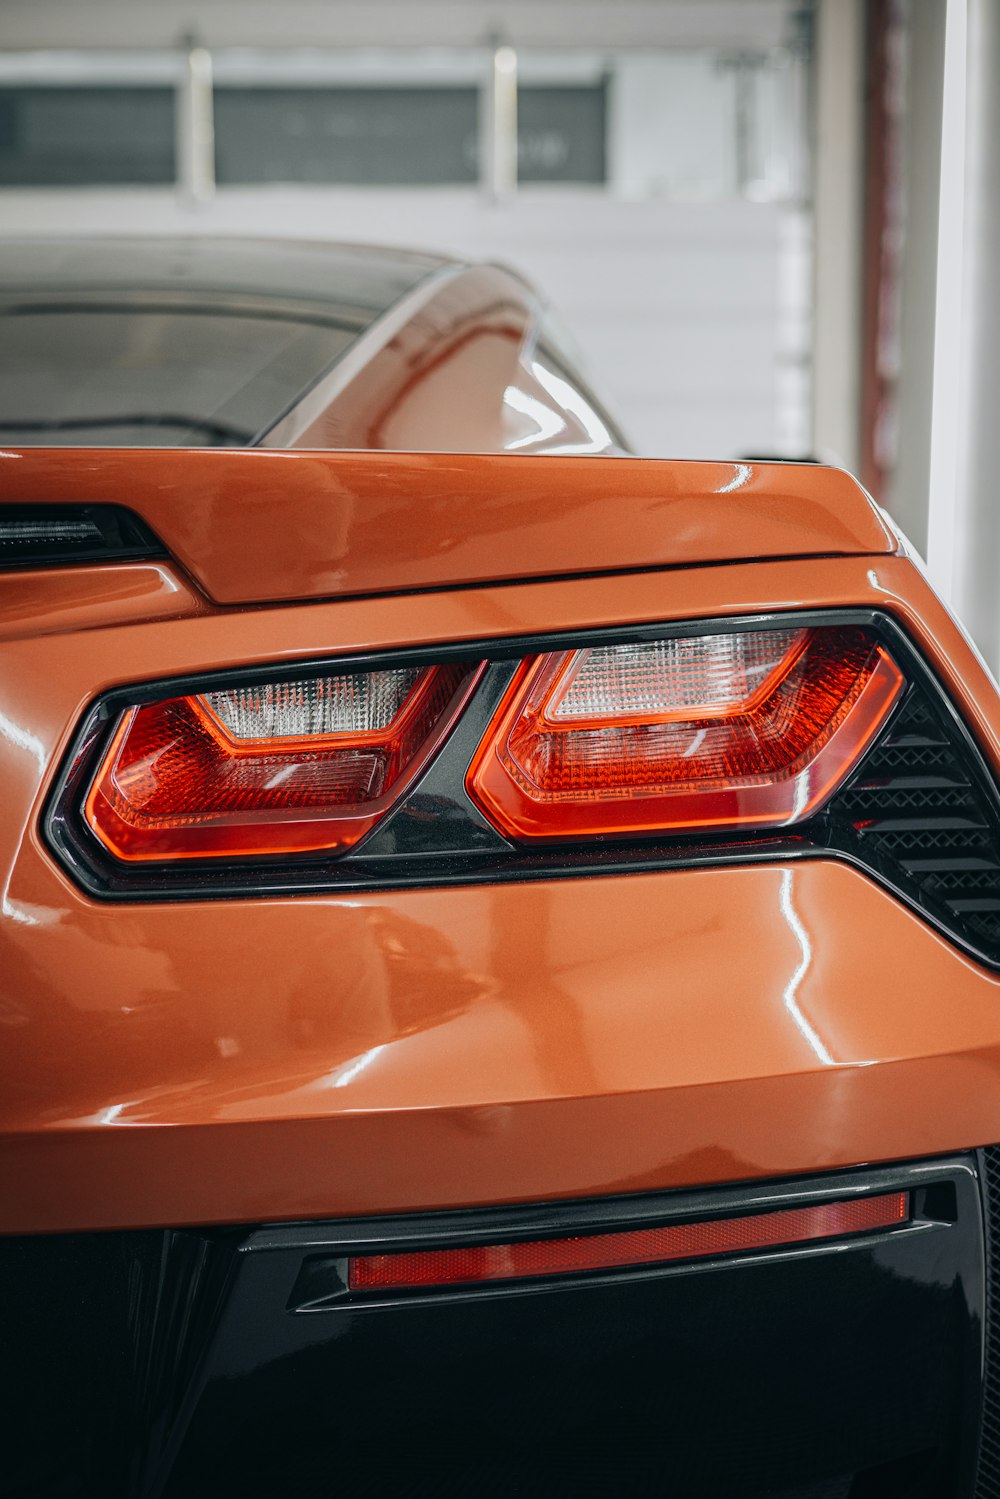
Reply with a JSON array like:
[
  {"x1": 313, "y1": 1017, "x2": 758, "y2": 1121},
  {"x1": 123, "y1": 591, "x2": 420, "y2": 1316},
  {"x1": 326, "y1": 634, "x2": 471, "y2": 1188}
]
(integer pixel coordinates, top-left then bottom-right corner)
[{"x1": 0, "y1": 1, "x2": 799, "y2": 53}]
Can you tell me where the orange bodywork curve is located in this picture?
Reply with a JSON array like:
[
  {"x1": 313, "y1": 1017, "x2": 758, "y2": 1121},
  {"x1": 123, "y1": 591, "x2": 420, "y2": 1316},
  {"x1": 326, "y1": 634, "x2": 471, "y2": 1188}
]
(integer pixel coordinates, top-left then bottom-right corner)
[
  {"x1": 0, "y1": 561, "x2": 205, "y2": 642},
  {"x1": 2, "y1": 487, "x2": 1000, "y2": 1234},
  {"x1": 0, "y1": 448, "x2": 895, "y2": 606},
  {"x1": 5, "y1": 859, "x2": 1000, "y2": 1236}
]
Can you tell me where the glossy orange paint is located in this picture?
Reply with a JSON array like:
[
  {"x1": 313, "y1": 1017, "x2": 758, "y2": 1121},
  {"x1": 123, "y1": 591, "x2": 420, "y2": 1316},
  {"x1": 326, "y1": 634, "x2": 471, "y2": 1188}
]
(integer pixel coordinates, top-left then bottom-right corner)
[
  {"x1": 0, "y1": 561, "x2": 204, "y2": 642},
  {"x1": 0, "y1": 448, "x2": 895, "y2": 606},
  {"x1": 2, "y1": 505, "x2": 1000, "y2": 1235},
  {"x1": 5, "y1": 858, "x2": 1000, "y2": 1236}
]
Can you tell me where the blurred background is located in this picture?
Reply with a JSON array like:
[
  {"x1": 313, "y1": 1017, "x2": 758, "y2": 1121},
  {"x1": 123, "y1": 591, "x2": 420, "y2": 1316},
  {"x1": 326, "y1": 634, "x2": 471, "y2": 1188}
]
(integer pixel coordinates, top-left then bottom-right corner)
[{"x1": 0, "y1": 0, "x2": 998, "y2": 666}]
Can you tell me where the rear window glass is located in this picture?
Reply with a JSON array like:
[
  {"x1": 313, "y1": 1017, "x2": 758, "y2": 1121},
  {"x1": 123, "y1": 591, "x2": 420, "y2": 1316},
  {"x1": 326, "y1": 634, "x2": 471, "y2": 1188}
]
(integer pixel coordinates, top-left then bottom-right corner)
[{"x1": 0, "y1": 306, "x2": 361, "y2": 446}]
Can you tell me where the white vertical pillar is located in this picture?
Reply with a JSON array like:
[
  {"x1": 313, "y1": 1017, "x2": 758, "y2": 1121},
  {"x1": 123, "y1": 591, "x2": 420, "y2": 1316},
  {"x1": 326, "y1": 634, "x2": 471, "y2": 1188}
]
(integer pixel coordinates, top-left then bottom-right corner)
[
  {"x1": 481, "y1": 41, "x2": 518, "y2": 203},
  {"x1": 953, "y1": 0, "x2": 1000, "y2": 674},
  {"x1": 810, "y1": 0, "x2": 866, "y2": 470},
  {"x1": 176, "y1": 38, "x2": 215, "y2": 207},
  {"x1": 924, "y1": 0, "x2": 969, "y2": 605},
  {"x1": 889, "y1": 0, "x2": 947, "y2": 557}
]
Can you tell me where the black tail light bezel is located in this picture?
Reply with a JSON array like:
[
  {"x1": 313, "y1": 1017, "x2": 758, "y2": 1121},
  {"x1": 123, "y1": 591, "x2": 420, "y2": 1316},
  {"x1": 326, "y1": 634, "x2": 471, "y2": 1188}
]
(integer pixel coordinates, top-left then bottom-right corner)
[{"x1": 42, "y1": 608, "x2": 1000, "y2": 971}]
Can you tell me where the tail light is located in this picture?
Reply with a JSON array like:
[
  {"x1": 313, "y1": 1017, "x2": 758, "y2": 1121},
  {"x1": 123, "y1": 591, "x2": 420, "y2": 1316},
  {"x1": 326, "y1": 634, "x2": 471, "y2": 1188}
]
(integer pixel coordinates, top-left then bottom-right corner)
[
  {"x1": 50, "y1": 610, "x2": 1000, "y2": 971},
  {"x1": 467, "y1": 626, "x2": 904, "y2": 840},
  {"x1": 0, "y1": 505, "x2": 162, "y2": 569},
  {"x1": 84, "y1": 661, "x2": 482, "y2": 860}
]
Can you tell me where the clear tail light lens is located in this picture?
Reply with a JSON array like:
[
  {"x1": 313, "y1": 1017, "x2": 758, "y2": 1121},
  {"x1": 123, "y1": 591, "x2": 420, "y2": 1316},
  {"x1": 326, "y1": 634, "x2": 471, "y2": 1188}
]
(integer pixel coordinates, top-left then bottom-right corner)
[
  {"x1": 85, "y1": 661, "x2": 482, "y2": 861},
  {"x1": 467, "y1": 625, "x2": 904, "y2": 840}
]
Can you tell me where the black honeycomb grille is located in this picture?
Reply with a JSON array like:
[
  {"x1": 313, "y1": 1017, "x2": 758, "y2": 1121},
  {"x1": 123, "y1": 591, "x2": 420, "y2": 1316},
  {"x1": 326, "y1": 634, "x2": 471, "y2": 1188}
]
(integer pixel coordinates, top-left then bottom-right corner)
[
  {"x1": 823, "y1": 685, "x2": 1000, "y2": 963},
  {"x1": 975, "y1": 1146, "x2": 1000, "y2": 1496}
]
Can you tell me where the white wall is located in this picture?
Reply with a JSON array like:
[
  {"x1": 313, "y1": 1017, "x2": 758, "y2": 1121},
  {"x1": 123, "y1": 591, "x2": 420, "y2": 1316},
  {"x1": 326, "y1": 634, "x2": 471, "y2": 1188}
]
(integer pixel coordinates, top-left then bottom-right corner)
[{"x1": 0, "y1": 186, "x2": 808, "y2": 460}]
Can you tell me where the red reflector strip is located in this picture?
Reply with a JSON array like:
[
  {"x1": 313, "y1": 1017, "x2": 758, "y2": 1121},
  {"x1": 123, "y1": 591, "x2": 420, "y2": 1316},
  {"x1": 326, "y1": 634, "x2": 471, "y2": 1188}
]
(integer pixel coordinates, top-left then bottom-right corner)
[{"x1": 349, "y1": 1192, "x2": 909, "y2": 1292}]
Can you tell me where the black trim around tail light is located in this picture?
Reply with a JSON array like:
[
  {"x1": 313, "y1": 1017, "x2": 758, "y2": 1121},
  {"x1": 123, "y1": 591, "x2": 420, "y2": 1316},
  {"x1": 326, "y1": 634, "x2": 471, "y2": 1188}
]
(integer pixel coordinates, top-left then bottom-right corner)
[
  {"x1": 0, "y1": 504, "x2": 163, "y2": 568},
  {"x1": 43, "y1": 609, "x2": 1000, "y2": 970}
]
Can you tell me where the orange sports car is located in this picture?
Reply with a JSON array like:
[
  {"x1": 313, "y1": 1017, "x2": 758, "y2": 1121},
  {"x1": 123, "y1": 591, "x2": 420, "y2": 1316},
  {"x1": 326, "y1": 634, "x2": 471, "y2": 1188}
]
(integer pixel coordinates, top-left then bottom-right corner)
[{"x1": 2, "y1": 237, "x2": 1000, "y2": 1499}]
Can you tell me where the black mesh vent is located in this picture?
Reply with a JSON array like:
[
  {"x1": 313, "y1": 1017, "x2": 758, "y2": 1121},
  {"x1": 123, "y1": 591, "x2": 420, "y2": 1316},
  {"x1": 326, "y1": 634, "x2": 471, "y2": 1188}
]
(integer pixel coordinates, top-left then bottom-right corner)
[
  {"x1": 823, "y1": 685, "x2": 1000, "y2": 963},
  {"x1": 975, "y1": 1147, "x2": 1000, "y2": 1496}
]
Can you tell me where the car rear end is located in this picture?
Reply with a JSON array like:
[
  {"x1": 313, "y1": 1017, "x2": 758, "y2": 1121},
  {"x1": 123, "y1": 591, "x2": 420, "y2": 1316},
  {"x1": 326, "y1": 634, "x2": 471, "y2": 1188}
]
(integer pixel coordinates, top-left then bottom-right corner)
[{"x1": 2, "y1": 446, "x2": 1000, "y2": 1497}]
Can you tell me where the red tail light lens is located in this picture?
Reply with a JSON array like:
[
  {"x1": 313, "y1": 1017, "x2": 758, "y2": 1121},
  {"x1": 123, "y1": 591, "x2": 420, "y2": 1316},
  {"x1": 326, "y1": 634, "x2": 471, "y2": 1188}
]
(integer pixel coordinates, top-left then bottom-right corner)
[
  {"x1": 349, "y1": 1191, "x2": 910, "y2": 1291},
  {"x1": 467, "y1": 625, "x2": 904, "y2": 840},
  {"x1": 85, "y1": 661, "x2": 482, "y2": 861}
]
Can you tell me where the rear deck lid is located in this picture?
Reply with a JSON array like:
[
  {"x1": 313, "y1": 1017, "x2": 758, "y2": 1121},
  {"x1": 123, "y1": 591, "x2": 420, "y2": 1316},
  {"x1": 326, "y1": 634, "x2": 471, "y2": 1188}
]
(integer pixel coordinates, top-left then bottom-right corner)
[{"x1": 0, "y1": 449, "x2": 894, "y2": 606}]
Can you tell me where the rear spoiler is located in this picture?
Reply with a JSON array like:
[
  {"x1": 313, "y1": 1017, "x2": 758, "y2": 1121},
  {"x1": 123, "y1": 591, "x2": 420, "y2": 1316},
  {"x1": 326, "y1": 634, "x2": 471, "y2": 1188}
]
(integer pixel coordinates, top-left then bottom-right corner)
[{"x1": 0, "y1": 449, "x2": 895, "y2": 607}]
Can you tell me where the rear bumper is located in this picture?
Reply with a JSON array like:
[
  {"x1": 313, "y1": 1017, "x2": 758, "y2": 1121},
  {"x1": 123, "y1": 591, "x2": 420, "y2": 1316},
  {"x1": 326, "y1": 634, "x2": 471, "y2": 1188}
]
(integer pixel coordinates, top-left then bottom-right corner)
[
  {"x1": 3, "y1": 1155, "x2": 988, "y2": 1498},
  {"x1": 5, "y1": 858, "x2": 1000, "y2": 1235}
]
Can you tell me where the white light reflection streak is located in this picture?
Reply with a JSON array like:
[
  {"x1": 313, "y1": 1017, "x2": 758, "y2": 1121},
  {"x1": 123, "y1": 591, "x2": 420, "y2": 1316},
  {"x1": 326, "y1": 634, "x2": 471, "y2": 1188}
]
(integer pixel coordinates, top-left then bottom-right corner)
[
  {"x1": 2, "y1": 890, "x2": 41, "y2": 926},
  {"x1": 330, "y1": 1043, "x2": 388, "y2": 1089},
  {"x1": 789, "y1": 767, "x2": 812, "y2": 822},
  {"x1": 778, "y1": 868, "x2": 834, "y2": 1065},
  {"x1": 717, "y1": 463, "x2": 753, "y2": 494},
  {"x1": 502, "y1": 386, "x2": 564, "y2": 450},
  {"x1": 0, "y1": 710, "x2": 46, "y2": 774},
  {"x1": 530, "y1": 363, "x2": 613, "y2": 453},
  {"x1": 681, "y1": 727, "x2": 708, "y2": 758},
  {"x1": 263, "y1": 765, "x2": 298, "y2": 791}
]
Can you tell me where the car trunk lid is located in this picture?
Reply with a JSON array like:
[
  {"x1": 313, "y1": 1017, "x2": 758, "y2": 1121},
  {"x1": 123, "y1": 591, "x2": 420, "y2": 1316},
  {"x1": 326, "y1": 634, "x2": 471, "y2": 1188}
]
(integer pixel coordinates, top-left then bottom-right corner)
[{"x1": 0, "y1": 448, "x2": 894, "y2": 606}]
